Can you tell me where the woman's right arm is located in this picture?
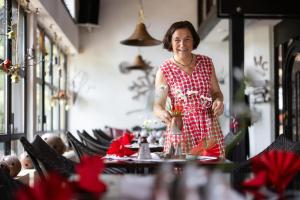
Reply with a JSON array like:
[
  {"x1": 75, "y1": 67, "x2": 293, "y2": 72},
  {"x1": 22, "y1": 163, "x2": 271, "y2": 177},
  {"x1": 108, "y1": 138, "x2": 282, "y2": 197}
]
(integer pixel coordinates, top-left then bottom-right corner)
[{"x1": 153, "y1": 69, "x2": 172, "y2": 124}]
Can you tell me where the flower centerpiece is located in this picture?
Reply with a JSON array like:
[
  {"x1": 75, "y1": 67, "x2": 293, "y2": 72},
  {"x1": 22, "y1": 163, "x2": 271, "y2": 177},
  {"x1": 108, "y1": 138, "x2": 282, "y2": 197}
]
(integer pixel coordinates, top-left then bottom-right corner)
[{"x1": 170, "y1": 102, "x2": 184, "y2": 133}]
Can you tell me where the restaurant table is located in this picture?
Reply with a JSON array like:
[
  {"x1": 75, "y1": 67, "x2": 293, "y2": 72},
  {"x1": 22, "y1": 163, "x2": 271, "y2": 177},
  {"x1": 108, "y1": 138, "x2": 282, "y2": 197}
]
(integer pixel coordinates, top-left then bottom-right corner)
[{"x1": 104, "y1": 154, "x2": 235, "y2": 174}]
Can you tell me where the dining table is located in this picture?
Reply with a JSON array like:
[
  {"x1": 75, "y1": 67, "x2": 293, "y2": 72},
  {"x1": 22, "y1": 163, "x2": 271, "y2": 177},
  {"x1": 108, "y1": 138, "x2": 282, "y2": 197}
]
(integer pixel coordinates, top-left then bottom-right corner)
[{"x1": 104, "y1": 153, "x2": 235, "y2": 174}]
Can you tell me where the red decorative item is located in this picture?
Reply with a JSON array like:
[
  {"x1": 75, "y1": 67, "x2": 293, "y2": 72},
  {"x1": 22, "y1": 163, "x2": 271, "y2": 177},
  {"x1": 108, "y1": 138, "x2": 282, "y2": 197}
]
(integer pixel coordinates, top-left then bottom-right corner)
[
  {"x1": 243, "y1": 150, "x2": 300, "y2": 195},
  {"x1": 106, "y1": 132, "x2": 136, "y2": 157},
  {"x1": 1, "y1": 59, "x2": 11, "y2": 73},
  {"x1": 75, "y1": 155, "x2": 107, "y2": 194},
  {"x1": 16, "y1": 172, "x2": 73, "y2": 200},
  {"x1": 172, "y1": 103, "x2": 184, "y2": 117},
  {"x1": 189, "y1": 137, "x2": 220, "y2": 157},
  {"x1": 170, "y1": 102, "x2": 184, "y2": 132}
]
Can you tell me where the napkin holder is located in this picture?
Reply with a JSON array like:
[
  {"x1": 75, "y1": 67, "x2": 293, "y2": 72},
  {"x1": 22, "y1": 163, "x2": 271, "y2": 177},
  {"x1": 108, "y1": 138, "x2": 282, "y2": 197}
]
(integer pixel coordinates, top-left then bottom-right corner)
[{"x1": 138, "y1": 137, "x2": 152, "y2": 160}]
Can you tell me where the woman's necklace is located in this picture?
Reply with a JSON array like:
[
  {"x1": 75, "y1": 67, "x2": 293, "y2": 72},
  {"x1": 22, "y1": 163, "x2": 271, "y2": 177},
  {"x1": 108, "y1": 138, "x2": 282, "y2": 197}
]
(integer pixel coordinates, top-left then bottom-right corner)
[{"x1": 173, "y1": 55, "x2": 194, "y2": 67}]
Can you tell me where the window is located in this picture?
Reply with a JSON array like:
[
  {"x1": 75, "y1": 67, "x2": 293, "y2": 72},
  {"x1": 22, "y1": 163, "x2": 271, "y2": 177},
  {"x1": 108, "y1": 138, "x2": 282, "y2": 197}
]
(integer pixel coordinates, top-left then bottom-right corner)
[
  {"x1": 0, "y1": 0, "x2": 5, "y2": 135},
  {"x1": 35, "y1": 28, "x2": 68, "y2": 135},
  {"x1": 36, "y1": 28, "x2": 43, "y2": 132},
  {"x1": 0, "y1": 0, "x2": 26, "y2": 155}
]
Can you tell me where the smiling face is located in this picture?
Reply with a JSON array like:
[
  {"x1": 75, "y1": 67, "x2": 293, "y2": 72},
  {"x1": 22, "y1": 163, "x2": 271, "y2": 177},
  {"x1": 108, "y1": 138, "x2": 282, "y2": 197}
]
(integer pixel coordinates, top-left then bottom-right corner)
[{"x1": 171, "y1": 28, "x2": 193, "y2": 59}]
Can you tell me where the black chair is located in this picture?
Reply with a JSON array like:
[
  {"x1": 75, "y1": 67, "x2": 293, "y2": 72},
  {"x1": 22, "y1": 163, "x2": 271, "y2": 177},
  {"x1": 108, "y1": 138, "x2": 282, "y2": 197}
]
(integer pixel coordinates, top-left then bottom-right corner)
[
  {"x1": 66, "y1": 131, "x2": 103, "y2": 160},
  {"x1": 77, "y1": 130, "x2": 108, "y2": 154},
  {"x1": 81, "y1": 130, "x2": 110, "y2": 148},
  {"x1": 66, "y1": 132, "x2": 126, "y2": 175},
  {"x1": 20, "y1": 135, "x2": 76, "y2": 179},
  {"x1": 92, "y1": 129, "x2": 113, "y2": 142},
  {"x1": 0, "y1": 169, "x2": 25, "y2": 200}
]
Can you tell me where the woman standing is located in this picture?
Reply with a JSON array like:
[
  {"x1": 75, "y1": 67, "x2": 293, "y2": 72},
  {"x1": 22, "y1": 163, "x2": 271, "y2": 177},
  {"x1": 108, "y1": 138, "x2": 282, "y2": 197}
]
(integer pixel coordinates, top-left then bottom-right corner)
[{"x1": 154, "y1": 21, "x2": 225, "y2": 157}]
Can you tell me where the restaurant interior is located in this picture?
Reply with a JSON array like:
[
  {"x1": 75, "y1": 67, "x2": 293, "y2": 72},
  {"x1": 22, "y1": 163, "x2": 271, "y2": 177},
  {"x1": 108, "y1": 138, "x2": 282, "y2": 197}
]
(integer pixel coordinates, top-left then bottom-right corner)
[{"x1": 1, "y1": 0, "x2": 300, "y2": 199}]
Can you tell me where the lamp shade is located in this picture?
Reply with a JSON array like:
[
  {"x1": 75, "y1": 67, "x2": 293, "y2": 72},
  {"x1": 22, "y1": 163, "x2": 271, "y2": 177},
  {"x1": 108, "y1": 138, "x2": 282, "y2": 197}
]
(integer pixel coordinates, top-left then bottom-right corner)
[
  {"x1": 120, "y1": 23, "x2": 161, "y2": 46},
  {"x1": 126, "y1": 54, "x2": 153, "y2": 70}
]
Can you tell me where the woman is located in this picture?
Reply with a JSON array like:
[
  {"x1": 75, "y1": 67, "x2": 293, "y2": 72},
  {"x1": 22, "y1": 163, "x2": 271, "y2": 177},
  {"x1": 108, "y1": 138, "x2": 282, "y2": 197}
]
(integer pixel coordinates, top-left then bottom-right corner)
[{"x1": 154, "y1": 21, "x2": 225, "y2": 157}]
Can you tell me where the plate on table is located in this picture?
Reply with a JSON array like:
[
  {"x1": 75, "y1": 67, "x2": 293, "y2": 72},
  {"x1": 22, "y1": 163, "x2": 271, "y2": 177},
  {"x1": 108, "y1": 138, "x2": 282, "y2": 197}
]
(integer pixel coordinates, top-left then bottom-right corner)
[
  {"x1": 186, "y1": 154, "x2": 218, "y2": 161},
  {"x1": 198, "y1": 156, "x2": 218, "y2": 160}
]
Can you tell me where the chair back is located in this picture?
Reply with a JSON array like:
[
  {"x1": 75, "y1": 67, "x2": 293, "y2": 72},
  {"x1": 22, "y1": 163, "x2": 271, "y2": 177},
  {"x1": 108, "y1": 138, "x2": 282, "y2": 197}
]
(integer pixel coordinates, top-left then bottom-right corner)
[
  {"x1": 92, "y1": 129, "x2": 113, "y2": 142},
  {"x1": 66, "y1": 131, "x2": 103, "y2": 159},
  {"x1": 81, "y1": 130, "x2": 110, "y2": 149},
  {"x1": 20, "y1": 136, "x2": 75, "y2": 178},
  {"x1": 0, "y1": 169, "x2": 25, "y2": 200},
  {"x1": 77, "y1": 130, "x2": 108, "y2": 154}
]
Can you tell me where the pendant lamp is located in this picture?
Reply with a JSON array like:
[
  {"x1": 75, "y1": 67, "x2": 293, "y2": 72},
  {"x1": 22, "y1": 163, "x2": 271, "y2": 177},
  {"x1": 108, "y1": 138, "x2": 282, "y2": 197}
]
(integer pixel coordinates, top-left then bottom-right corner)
[
  {"x1": 126, "y1": 54, "x2": 153, "y2": 70},
  {"x1": 119, "y1": 54, "x2": 153, "y2": 73},
  {"x1": 120, "y1": 0, "x2": 161, "y2": 46}
]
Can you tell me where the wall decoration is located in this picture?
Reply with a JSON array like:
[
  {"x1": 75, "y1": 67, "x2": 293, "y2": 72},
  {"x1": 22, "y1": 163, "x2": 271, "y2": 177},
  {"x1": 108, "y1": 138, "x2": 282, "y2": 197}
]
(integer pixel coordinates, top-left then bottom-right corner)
[
  {"x1": 119, "y1": 56, "x2": 156, "y2": 115},
  {"x1": 245, "y1": 55, "x2": 271, "y2": 104},
  {"x1": 68, "y1": 69, "x2": 90, "y2": 105}
]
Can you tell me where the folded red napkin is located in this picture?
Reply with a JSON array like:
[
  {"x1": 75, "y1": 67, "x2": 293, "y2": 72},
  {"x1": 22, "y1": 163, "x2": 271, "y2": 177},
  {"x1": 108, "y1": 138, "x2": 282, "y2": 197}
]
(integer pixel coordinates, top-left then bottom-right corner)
[
  {"x1": 75, "y1": 155, "x2": 107, "y2": 194},
  {"x1": 17, "y1": 172, "x2": 73, "y2": 200},
  {"x1": 189, "y1": 137, "x2": 220, "y2": 157},
  {"x1": 243, "y1": 150, "x2": 300, "y2": 195},
  {"x1": 106, "y1": 131, "x2": 136, "y2": 157}
]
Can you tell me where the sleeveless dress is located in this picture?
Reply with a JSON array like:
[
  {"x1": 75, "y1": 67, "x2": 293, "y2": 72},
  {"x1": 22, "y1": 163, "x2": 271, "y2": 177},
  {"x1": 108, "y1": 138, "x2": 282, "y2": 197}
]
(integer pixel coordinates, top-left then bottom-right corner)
[{"x1": 160, "y1": 54, "x2": 225, "y2": 157}]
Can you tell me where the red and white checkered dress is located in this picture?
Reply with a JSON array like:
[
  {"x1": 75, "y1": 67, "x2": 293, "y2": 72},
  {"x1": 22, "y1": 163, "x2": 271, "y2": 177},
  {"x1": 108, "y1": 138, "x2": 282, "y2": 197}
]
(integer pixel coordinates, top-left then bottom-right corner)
[{"x1": 160, "y1": 54, "x2": 225, "y2": 157}]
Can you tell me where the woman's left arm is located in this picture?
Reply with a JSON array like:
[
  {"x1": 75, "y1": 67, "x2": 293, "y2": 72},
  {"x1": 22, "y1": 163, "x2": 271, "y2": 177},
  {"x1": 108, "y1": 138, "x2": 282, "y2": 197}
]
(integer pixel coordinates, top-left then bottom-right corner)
[{"x1": 211, "y1": 64, "x2": 224, "y2": 117}]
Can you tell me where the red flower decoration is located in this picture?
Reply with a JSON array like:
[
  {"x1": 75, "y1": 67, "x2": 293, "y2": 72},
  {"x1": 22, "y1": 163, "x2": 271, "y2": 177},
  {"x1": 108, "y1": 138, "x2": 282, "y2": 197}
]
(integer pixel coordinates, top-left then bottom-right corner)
[
  {"x1": 16, "y1": 172, "x2": 73, "y2": 200},
  {"x1": 75, "y1": 155, "x2": 107, "y2": 194},
  {"x1": 189, "y1": 137, "x2": 221, "y2": 157},
  {"x1": 1, "y1": 59, "x2": 11, "y2": 73},
  {"x1": 172, "y1": 103, "x2": 184, "y2": 117},
  {"x1": 243, "y1": 150, "x2": 300, "y2": 195},
  {"x1": 106, "y1": 132, "x2": 136, "y2": 157}
]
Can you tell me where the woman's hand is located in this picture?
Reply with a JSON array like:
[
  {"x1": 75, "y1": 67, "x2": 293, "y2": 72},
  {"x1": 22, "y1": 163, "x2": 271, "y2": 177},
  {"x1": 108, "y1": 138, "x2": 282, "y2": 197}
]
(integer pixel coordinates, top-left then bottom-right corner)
[
  {"x1": 160, "y1": 110, "x2": 172, "y2": 124},
  {"x1": 212, "y1": 99, "x2": 224, "y2": 117}
]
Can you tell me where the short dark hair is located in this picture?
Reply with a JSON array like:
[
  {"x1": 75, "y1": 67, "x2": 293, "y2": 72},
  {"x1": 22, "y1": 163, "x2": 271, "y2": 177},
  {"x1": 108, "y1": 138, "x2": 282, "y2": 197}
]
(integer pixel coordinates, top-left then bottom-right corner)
[{"x1": 162, "y1": 21, "x2": 200, "y2": 51}]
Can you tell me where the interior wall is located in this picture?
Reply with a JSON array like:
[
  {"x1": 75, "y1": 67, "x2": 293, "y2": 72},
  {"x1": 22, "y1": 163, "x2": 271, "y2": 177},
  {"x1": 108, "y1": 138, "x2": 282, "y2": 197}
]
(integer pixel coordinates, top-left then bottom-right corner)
[
  {"x1": 68, "y1": 0, "x2": 230, "y2": 134},
  {"x1": 244, "y1": 20, "x2": 275, "y2": 157}
]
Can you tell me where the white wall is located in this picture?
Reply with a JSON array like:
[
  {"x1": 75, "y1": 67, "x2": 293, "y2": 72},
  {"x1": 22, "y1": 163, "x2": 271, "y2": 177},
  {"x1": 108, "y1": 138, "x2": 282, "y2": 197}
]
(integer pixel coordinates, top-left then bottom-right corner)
[
  {"x1": 68, "y1": 0, "x2": 204, "y2": 132},
  {"x1": 244, "y1": 20, "x2": 275, "y2": 157}
]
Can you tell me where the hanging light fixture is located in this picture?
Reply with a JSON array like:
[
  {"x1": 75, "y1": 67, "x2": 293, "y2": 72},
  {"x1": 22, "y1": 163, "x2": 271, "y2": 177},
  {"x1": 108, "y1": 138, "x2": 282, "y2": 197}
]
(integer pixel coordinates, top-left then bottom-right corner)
[
  {"x1": 127, "y1": 54, "x2": 153, "y2": 70},
  {"x1": 120, "y1": 0, "x2": 161, "y2": 46},
  {"x1": 119, "y1": 53, "x2": 153, "y2": 73}
]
